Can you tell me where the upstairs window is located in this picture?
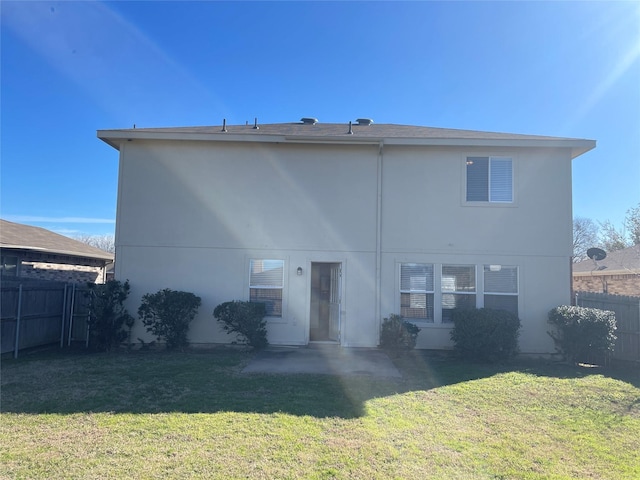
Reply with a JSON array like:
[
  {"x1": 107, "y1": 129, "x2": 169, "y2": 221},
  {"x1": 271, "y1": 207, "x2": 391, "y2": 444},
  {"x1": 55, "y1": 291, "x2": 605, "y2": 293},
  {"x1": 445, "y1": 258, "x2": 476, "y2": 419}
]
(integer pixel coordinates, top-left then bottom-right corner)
[
  {"x1": 400, "y1": 263, "x2": 434, "y2": 321},
  {"x1": 466, "y1": 156, "x2": 513, "y2": 203},
  {"x1": 249, "y1": 259, "x2": 284, "y2": 317}
]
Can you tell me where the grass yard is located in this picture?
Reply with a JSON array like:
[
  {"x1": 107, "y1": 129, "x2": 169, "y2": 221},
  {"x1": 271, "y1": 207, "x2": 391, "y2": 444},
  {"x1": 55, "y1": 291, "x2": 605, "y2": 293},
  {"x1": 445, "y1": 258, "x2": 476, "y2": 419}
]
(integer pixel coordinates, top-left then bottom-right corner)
[{"x1": 1, "y1": 348, "x2": 639, "y2": 479}]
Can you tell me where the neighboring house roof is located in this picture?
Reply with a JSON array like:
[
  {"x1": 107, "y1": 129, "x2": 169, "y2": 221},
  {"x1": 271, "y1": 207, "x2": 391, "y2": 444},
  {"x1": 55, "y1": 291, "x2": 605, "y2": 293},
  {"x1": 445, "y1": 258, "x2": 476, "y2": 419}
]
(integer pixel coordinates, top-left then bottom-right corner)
[
  {"x1": 98, "y1": 121, "x2": 596, "y2": 159},
  {"x1": 573, "y1": 244, "x2": 640, "y2": 276},
  {"x1": 0, "y1": 219, "x2": 114, "y2": 263}
]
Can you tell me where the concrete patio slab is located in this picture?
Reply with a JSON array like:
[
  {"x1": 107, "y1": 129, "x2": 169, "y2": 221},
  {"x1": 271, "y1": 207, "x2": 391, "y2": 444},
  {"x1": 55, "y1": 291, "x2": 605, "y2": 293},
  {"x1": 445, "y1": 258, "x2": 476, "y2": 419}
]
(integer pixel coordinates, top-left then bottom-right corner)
[{"x1": 242, "y1": 344, "x2": 402, "y2": 377}]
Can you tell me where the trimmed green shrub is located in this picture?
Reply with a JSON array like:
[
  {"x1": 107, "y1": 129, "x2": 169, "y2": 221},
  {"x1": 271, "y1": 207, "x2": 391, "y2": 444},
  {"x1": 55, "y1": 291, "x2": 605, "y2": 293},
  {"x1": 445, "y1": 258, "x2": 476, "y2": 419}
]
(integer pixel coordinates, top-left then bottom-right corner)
[
  {"x1": 86, "y1": 280, "x2": 134, "y2": 352},
  {"x1": 138, "y1": 289, "x2": 202, "y2": 350},
  {"x1": 379, "y1": 314, "x2": 420, "y2": 351},
  {"x1": 450, "y1": 308, "x2": 521, "y2": 362},
  {"x1": 213, "y1": 301, "x2": 268, "y2": 349},
  {"x1": 548, "y1": 305, "x2": 616, "y2": 364}
]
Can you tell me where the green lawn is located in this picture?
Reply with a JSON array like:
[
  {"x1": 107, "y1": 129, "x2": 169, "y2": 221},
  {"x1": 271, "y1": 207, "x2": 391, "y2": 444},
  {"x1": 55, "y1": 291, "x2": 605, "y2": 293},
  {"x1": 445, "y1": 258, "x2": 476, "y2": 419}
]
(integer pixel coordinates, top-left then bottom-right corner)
[{"x1": 1, "y1": 348, "x2": 639, "y2": 479}]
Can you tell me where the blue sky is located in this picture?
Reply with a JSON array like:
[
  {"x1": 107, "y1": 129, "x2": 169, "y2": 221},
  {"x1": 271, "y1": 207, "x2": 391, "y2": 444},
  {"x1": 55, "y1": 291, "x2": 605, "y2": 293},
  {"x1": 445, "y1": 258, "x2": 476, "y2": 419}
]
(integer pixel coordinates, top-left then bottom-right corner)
[{"x1": 2, "y1": 1, "x2": 639, "y2": 237}]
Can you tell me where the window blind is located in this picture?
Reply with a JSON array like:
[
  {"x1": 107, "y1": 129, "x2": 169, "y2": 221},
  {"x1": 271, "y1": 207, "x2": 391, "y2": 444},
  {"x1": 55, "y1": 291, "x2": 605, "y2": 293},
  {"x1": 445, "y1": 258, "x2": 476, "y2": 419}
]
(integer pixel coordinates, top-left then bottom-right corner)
[
  {"x1": 442, "y1": 265, "x2": 475, "y2": 292},
  {"x1": 466, "y1": 156, "x2": 513, "y2": 203},
  {"x1": 400, "y1": 263, "x2": 434, "y2": 292},
  {"x1": 249, "y1": 259, "x2": 284, "y2": 288},
  {"x1": 484, "y1": 265, "x2": 518, "y2": 293},
  {"x1": 466, "y1": 157, "x2": 489, "y2": 201},
  {"x1": 489, "y1": 158, "x2": 513, "y2": 202}
]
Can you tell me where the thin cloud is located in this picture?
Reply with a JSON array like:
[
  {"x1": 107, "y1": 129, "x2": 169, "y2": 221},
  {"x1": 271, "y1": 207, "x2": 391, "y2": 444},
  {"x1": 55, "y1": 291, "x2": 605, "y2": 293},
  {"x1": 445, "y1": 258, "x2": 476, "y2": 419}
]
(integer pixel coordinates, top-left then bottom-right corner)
[
  {"x1": 3, "y1": 215, "x2": 115, "y2": 224},
  {"x1": 2, "y1": 1, "x2": 226, "y2": 124}
]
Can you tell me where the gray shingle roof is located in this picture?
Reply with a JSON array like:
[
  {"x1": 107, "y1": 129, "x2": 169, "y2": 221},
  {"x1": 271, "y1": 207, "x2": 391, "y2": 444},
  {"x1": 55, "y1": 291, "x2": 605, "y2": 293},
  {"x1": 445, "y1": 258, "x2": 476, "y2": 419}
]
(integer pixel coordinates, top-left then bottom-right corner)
[
  {"x1": 573, "y1": 244, "x2": 640, "y2": 275},
  {"x1": 106, "y1": 122, "x2": 575, "y2": 139},
  {"x1": 0, "y1": 219, "x2": 114, "y2": 262},
  {"x1": 98, "y1": 121, "x2": 596, "y2": 158}
]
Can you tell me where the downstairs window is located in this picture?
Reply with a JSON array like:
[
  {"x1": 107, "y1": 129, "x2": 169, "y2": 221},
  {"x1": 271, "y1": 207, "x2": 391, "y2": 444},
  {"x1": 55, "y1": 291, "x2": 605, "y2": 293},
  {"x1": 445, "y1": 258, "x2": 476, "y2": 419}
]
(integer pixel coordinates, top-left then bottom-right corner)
[{"x1": 249, "y1": 259, "x2": 284, "y2": 317}]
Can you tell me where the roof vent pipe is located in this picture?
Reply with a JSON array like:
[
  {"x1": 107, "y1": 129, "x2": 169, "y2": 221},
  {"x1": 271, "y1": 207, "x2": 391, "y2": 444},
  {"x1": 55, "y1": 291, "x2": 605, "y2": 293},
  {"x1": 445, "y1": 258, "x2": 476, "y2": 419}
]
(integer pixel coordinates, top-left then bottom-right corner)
[
  {"x1": 301, "y1": 117, "x2": 318, "y2": 125},
  {"x1": 253, "y1": 117, "x2": 259, "y2": 130},
  {"x1": 347, "y1": 121, "x2": 353, "y2": 135},
  {"x1": 356, "y1": 118, "x2": 374, "y2": 126},
  {"x1": 221, "y1": 119, "x2": 227, "y2": 132}
]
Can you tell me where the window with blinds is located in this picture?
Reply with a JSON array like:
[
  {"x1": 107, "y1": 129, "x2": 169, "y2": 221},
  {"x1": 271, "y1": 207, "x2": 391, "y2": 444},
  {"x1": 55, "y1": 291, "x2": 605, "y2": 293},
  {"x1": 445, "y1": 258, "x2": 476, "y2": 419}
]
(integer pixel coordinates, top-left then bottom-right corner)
[
  {"x1": 400, "y1": 263, "x2": 434, "y2": 321},
  {"x1": 249, "y1": 259, "x2": 284, "y2": 317},
  {"x1": 466, "y1": 156, "x2": 513, "y2": 203},
  {"x1": 442, "y1": 265, "x2": 476, "y2": 323},
  {"x1": 484, "y1": 265, "x2": 518, "y2": 316}
]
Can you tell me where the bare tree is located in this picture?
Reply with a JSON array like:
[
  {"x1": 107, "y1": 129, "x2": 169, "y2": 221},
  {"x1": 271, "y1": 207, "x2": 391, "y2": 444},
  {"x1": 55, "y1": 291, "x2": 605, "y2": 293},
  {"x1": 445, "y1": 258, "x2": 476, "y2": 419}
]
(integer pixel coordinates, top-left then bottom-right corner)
[
  {"x1": 75, "y1": 234, "x2": 115, "y2": 253},
  {"x1": 573, "y1": 217, "x2": 599, "y2": 262},
  {"x1": 574, "y1": 203, "x2": 640, "y2": 260},
  {"x1": 624, "y1": 203, "x2": 640, "y2": 246},
  {"x1": 598, "y1": 220, "x2": 629, "y2": 253}
]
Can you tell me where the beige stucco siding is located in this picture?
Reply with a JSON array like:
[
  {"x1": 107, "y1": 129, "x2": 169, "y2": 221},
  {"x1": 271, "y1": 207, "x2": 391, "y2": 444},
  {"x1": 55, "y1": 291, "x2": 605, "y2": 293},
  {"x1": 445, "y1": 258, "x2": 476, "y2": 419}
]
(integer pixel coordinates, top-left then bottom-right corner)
[
  {"x1": 118, "y1": 246, "x2": 377, "y2": 347},
  {"x1": 115, "y1": 138, "x2": 574, "y2": 353},
  {"x1": 381, "y1": 146, "x2": 573, "y2": 257},
  {"x1": 379, "y1": 253, "x2": 569, "y2": 354},
  {"x1": 117, "y1": 141, "x2": 378, "y2": 251},
  {"x1": 116, "y1": 140, "x2": 382, "y2": 347}
]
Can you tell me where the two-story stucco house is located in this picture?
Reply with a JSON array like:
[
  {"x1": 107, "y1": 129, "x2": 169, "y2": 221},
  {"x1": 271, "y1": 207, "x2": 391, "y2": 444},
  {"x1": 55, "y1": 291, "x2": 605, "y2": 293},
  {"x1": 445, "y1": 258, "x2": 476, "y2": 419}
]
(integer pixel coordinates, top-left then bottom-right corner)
[{"x1": 98, "y1": 119, "x2": 595, "y2": 354}]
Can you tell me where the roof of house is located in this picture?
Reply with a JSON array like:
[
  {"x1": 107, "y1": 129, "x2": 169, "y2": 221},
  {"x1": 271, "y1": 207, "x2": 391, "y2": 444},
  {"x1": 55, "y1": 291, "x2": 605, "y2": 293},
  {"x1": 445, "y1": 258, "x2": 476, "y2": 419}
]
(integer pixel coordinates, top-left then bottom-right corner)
[
  {"x1": 573, "y1": 244, "x2": 640, "y2": 276},
  {"x1": 98, "y1": 120, "x2": 596, "y2": 159},
  {"x1": 0, "y1": 219, "x2": 114, "y2": 263}
]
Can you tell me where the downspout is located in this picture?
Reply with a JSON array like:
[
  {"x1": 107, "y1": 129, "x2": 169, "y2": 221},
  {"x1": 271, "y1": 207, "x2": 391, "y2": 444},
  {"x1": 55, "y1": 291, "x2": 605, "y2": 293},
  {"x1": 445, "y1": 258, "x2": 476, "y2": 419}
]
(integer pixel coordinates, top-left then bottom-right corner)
[
  {"x1": 375, "y1": 141, "x2": 384, "y2": 343},
  {"x1": 113, "y1": 141, "x2": 126, "y2": 281}
]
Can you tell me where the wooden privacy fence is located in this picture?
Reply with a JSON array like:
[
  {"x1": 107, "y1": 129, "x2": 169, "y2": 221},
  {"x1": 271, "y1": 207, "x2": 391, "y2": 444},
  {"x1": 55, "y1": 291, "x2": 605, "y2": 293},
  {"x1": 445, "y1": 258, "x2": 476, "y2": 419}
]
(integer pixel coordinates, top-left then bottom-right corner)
[
  {"x1": 575, "y1": 291, "x2": 640, "y2": 363},
  {"x1": 1, "y1": 281, "x2": 92, "y2": 358}
]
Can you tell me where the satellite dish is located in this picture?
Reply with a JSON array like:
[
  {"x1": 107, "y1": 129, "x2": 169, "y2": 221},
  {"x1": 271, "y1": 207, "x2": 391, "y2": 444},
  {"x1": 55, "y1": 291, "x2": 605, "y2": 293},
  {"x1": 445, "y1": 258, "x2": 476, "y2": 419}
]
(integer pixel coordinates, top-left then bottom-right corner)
[{"x1": 587, "y1": 247, "x2": 607, "y2": 261}]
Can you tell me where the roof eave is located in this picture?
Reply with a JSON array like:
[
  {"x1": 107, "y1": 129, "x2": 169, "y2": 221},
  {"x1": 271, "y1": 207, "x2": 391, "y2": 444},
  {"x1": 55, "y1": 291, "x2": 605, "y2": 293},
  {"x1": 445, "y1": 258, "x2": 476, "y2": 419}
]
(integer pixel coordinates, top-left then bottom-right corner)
[
  {"x1": 97, "y1": 129, "x2": 596, "y2": 155},
  {"x1": 0, "y1": 244, "x2": 114, "y2": 262}
]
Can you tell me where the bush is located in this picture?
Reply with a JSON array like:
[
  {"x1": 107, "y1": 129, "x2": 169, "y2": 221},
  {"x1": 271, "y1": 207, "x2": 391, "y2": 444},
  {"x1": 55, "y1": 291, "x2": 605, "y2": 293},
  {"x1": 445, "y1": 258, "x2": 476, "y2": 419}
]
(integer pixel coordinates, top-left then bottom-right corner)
[
  {"x1": 450, "y1": 308, "x2": 521, "y2": 362},
  {"x1": 379, "y1": 314, "x2": 420, "y2": 351},
  {"x1": 548, "y1": 305, "x2": 617, "y2": 364},
  {"x1": 213, "y1": 301, "x2": 268, "y2": 349},
  {"x1": 86, "y1": 280, "x2": 134, "y2": 352},
  {"x1": 87, "y1": 280, "x2": 134, "y2": 352},
  {"x1": 138, "y1": 289, "x2": 202, "y2": 350}
]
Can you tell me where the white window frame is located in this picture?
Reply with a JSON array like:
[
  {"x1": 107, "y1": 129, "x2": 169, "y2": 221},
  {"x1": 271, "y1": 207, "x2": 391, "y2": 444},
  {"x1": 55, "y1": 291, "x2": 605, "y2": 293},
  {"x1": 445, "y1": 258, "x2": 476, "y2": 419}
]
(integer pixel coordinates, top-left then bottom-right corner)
[
  {"x1": 249, "y1": 258, "x2": 284, "y2": 318},
  {"x1": 465, "y1": 156, "x2": 514, "y2": 204},
  {"x1": 399, "y1": 263, "x2": 435, "y2": 322}
]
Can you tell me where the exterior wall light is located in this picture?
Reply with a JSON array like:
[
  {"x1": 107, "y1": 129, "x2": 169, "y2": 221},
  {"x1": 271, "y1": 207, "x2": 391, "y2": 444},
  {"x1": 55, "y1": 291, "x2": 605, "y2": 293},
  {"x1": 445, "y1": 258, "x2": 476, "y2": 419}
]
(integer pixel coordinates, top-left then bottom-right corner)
[{"x1": 297, "y1": 267, "x2": 303, "y2": 276}]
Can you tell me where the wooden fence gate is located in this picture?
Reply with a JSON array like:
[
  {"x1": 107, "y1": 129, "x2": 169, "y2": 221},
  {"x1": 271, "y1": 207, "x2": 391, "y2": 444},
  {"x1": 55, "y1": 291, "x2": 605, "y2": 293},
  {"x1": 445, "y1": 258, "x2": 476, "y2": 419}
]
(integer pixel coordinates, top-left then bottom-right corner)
[
  {"x1": 575, "y1": 291, "x2": 640, "y2": 363},
  {"x1": 1, "y1": 281, "x2": 92, "y2": 358}
]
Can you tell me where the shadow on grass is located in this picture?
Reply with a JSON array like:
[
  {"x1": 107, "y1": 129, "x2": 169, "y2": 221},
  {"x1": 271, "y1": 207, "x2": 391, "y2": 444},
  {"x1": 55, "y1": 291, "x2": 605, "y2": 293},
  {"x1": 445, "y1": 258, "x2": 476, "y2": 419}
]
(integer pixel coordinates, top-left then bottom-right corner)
[
  {"x1": 1, "y1": 347, "x2": 638, "y2": 419},
  {"x1": 395, "y1": 349, "x2": 640, "y2": 387}
]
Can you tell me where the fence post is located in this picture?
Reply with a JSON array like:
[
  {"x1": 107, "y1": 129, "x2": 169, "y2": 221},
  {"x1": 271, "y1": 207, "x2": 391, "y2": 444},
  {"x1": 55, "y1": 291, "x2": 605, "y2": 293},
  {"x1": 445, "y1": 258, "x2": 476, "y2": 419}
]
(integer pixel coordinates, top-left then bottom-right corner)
[
  {"x1": 13, "y1": 284, "x2": 23, "y2": 359},
  {"x1": 85, "y1": 291, "x2": 91, "y2": 349},
  {"x1": 60, "y1": 284, "x2": 68, "y2": 348},
  {"x1": 67, "y1": 283, "x2": 76, "y2": 346}
]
